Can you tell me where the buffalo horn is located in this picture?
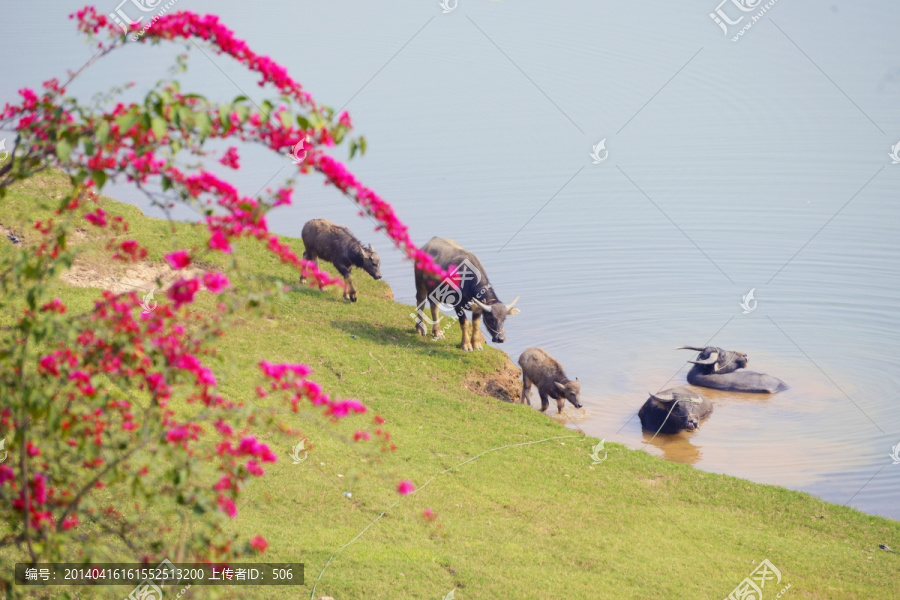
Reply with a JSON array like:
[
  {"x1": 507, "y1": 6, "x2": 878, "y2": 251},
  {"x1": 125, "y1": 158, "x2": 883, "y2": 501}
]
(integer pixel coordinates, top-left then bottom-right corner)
[
  {"x1": 676, "y1": 345, "x2": 706, "y2": 351},
  {"x1": 688, "y1": 352, "x2": 719, "y2": 365},
  {"x1": 649, "y1": 391, "x2": 677, "y2": 403},
  {"x1": 506, "y1": 296, "x2": 520, "y2": 311},
  {"x1": 471, "y1": 298, "x2": 492, "y2": 312}
]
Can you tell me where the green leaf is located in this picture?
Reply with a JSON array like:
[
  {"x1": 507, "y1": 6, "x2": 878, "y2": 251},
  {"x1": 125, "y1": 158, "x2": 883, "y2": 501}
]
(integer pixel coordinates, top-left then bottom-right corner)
[
  {"x1": 218, "y1": 103, "x2": 232, "y2": 128},
  {"x1": 83, "y1": 140, "x2": 95, "y2": 157},
  {"x1": 260, "y1": 100, "x2": 273, "y2": 122},
  {"x1": 150, "y1": 117, "x2": 167, "y2": 140},
  {"x1": 91, "y1": 169, "x2": 107, "y2": 189},
  {"x1": 96, "y1": 120, "x2": 110, "y2": 146},
  {"x1": 280, "y1": 111, "x2": 293, "y2": 130},
  {"x1": 176, "y1": 105, "x2": 192, "y2": 127},
  {"x1": 296, "y1": 115, "x2": 310, "y2": 130},
  {"x1": 359, "y1": 136, "x2": 367, "y2": 155},
  {"x1": 196, "y1": 113, "x2": 211, "y2": 139},
  {"x1": 233, "y1": 94, "x2": 248, "y2": 104},
  {"x1": 115, "y1": 112, "x2": 140, "y2": 133},
  {"x1": 26, "y1": 287, "x2": 38, "y2": 311},
  {"x1": 349, "y1": 141, "x2": 358, "y2": 160},
  {"x1": 235, "y1": 105, "x2": 250, "y2": 123},
  {"x1": 56, "y1": 139, "x2": 72, "y2": 162}
]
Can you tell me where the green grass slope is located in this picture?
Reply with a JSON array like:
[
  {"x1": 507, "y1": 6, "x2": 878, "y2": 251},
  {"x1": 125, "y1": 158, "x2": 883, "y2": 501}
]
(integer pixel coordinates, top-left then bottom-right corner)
[{"x1": 1, "y1": 171, "x2": 898, "y2": 600}]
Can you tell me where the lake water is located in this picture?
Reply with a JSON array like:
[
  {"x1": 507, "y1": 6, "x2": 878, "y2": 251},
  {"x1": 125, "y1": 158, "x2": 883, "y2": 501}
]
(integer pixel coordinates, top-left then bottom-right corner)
[{"x1": 2, "y1": 1, "x2": 898, "y2": 520}]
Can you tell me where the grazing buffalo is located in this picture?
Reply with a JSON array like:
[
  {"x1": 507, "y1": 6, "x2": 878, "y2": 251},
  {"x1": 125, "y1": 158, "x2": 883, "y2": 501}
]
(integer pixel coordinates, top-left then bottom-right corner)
[
  {"x1": 518, "y1": 348, "x2": 583, "y2": 413},
  {"x1": 638, "y1": 386, "x2": 712, "y2": 434},
  {"x1": 677, "y1": 345, "x2": 787, "y2": 394},
  {"x1": 299, "y1": 219, "x2": 381, "y2": 302},
  {"x1": 414, "y1": 237, "x2": 520, "y2": 351}
]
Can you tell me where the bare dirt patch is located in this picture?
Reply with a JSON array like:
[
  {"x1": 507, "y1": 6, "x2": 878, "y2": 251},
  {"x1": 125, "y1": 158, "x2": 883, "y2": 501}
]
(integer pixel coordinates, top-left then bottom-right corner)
[
  {"x1": 465, "y1": 357, "x2": 522, "y2": 404},
  {"x1": 61, "y1": 261, "x2": 204, "y2": 294},
  {"x1": 3, "y1": 218, "x2": 201, "y2": 295}
]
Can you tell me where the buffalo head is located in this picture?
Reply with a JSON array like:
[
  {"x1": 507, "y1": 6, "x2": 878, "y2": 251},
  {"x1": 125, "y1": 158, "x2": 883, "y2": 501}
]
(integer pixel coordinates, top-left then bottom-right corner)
[
  {"x1": 555, "y1": 378, "x2": 583, "y2": 410},
  {"x1": 646, "y1": 389, "x2": 708, "y2": 432},
  {"x1": 677, "y1": 345, "x2": 748, "y2": 374},
  {"x1": 360, "y1": 244, "x2": 382, "y2": 280},
  {"x1": 472, "y1": 296, "x2": 520, "y2": 343}
]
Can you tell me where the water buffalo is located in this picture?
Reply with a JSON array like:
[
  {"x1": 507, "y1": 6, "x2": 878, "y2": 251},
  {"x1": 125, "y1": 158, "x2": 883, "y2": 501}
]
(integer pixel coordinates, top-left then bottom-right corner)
[
  {"x1": 299, "y1": 218, "x2": 381, "y2": 302},
  {"x1": 414, "y1": 237, "x2": 519, "y2": 351},
  {"x1": 638, "y1": 386, "x2": 712, "y2": 434},
  {"x1": 677, "y1": 345, "x2": 787, "y2": 393},
  {"x1": 518, "y1": 348, "x2": 582, "y2": 413}
]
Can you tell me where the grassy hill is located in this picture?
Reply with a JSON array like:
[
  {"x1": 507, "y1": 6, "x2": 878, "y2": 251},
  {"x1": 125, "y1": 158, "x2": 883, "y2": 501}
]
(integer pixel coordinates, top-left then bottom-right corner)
[{"x1": 1, "y1": 170, "x2": 898, "y2": 599}]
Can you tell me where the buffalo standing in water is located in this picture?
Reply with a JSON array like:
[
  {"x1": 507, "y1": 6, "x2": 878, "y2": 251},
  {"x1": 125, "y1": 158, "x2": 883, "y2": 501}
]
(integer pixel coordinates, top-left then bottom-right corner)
[
  {"x1": 299, "y1": 219, "x2": 381, "y2": 302},
  {"x1": 638, "y1": 387, "x2": 713, "y2": 434},
  {"x1": 414, "y1": 237, "x2": 520, "y2": 351},
  {"x1": 518, "y1": 347, "x2": 583, "y2": 414},
  {"x1": 677, "y1": 345, "x2": 787, "y2": 393}
]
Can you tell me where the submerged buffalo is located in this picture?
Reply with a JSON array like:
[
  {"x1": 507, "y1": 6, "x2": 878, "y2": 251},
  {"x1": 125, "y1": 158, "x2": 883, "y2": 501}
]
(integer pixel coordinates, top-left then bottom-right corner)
[
  {"x1": 299, "y1": 218, "x2": 381, "y2": 302},
  {"x1": 518, "y1": 348, "x2": 582, "y2": 414},
  {"x1": 638, "y1": 386, "x2": 712, "y2": 434},
  {"x1": 414, "y1": 237, "x2": 520, "y2": 351},
  {"x1": 677, "y1": 345, "x2": 787, "y2": 394}
]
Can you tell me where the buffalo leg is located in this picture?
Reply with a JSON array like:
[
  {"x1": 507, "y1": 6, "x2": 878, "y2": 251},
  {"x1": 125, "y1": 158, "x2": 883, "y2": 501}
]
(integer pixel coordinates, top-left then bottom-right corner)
[
  {"x1": 556, "y1": 396, "x2": 565, "y2": 414},
  {"x1": 344, "y1": 273, "x2": 357, "y2": 302},
  {"x1": 335, "y1": 263, "x2": 354, "y2": 301},
  {"x1": 459, "y1": 313, "x2": 472, "y2": 351},
  {"x1": 538, "y1": 391, "x2": 550, "y2": 412},
  {"x1": 414, "y1": 274, "x2": 428, "y2": 336},
  {"x1": 471, "y1": 312, "x2": 486, "y2": 351},
  {"x1": 431, "y1": 301, "x2": 446, "y2": 339},
  {"x1": 521, "y1": 375, "x2": 532, "y2": 406},
  {"x1": 300, "y1": 250, "x2": 318, "y2": 284}
]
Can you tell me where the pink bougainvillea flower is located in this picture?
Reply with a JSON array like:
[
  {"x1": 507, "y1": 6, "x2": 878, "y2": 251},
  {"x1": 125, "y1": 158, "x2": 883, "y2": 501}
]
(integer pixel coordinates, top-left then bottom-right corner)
[
  {"x1": 219, "y1": 146, "x2": 240, "y2": 169},
  {"x1": 165, "y1": 250, "x2": 192, "y2": 269},
  {"x1": 84, "y1": 208, "x2": 107, "y2": 227},
  {"x1": 218, "y1": 495, "x2": 237, "y2": 518},
  {"x1": 397, "y1": 480, "x2": 415, "y2": 495},
  {"x1": 38, "y1": 355, "x2": 59, "y2": 376},
  {"x1": 40, "y1": 298, "x2": 67, "y2": 314},
  {"x1": 208, "y1": 230, "x2": 232, "y2": 253},
  {"x1": 250, "y1": 535, "x2": 268, "y2": 553},
  {"x1": 167, "y1": 277, "x2": 200, "y2": 308},
  {"x1": 202, "y1": 271, "x2": 230, "y2": 293},
  {"x1": 326, "y1": 399, "x2": 367, "y2": 419}
]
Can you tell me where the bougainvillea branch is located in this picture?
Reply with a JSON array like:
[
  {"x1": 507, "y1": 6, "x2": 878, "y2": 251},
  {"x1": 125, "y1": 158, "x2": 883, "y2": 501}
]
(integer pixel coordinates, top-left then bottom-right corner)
[{"x1": 0, "y1": 5, "x2": 425, "y2": 595}]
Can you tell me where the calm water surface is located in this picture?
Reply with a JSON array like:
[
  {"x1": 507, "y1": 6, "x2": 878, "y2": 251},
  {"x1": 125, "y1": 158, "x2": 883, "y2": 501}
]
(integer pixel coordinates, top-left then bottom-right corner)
[{"x1": 2, "y1": 1, "x2": 898, "y2": 519}]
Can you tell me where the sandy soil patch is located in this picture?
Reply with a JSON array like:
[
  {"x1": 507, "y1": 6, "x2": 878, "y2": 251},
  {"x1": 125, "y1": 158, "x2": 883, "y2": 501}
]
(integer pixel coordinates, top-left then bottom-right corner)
[{"x1": 465, "y1": 357, "x2": 522, "y2": 404}]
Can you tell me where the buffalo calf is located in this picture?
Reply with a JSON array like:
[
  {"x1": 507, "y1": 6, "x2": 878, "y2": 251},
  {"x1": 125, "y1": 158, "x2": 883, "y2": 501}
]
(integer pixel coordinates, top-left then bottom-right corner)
[
  {"x1": 518, "y1": 348, "x2": 582, "y2": 414},
  {"x1": 300, "y1": 219, "x2": 381, "y2": 302}
]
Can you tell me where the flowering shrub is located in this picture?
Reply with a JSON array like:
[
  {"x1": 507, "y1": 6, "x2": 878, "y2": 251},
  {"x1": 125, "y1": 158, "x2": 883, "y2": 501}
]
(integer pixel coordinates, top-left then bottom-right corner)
[{"x1": 0, "y1": 5, "x2": 438, "y2": 595}]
